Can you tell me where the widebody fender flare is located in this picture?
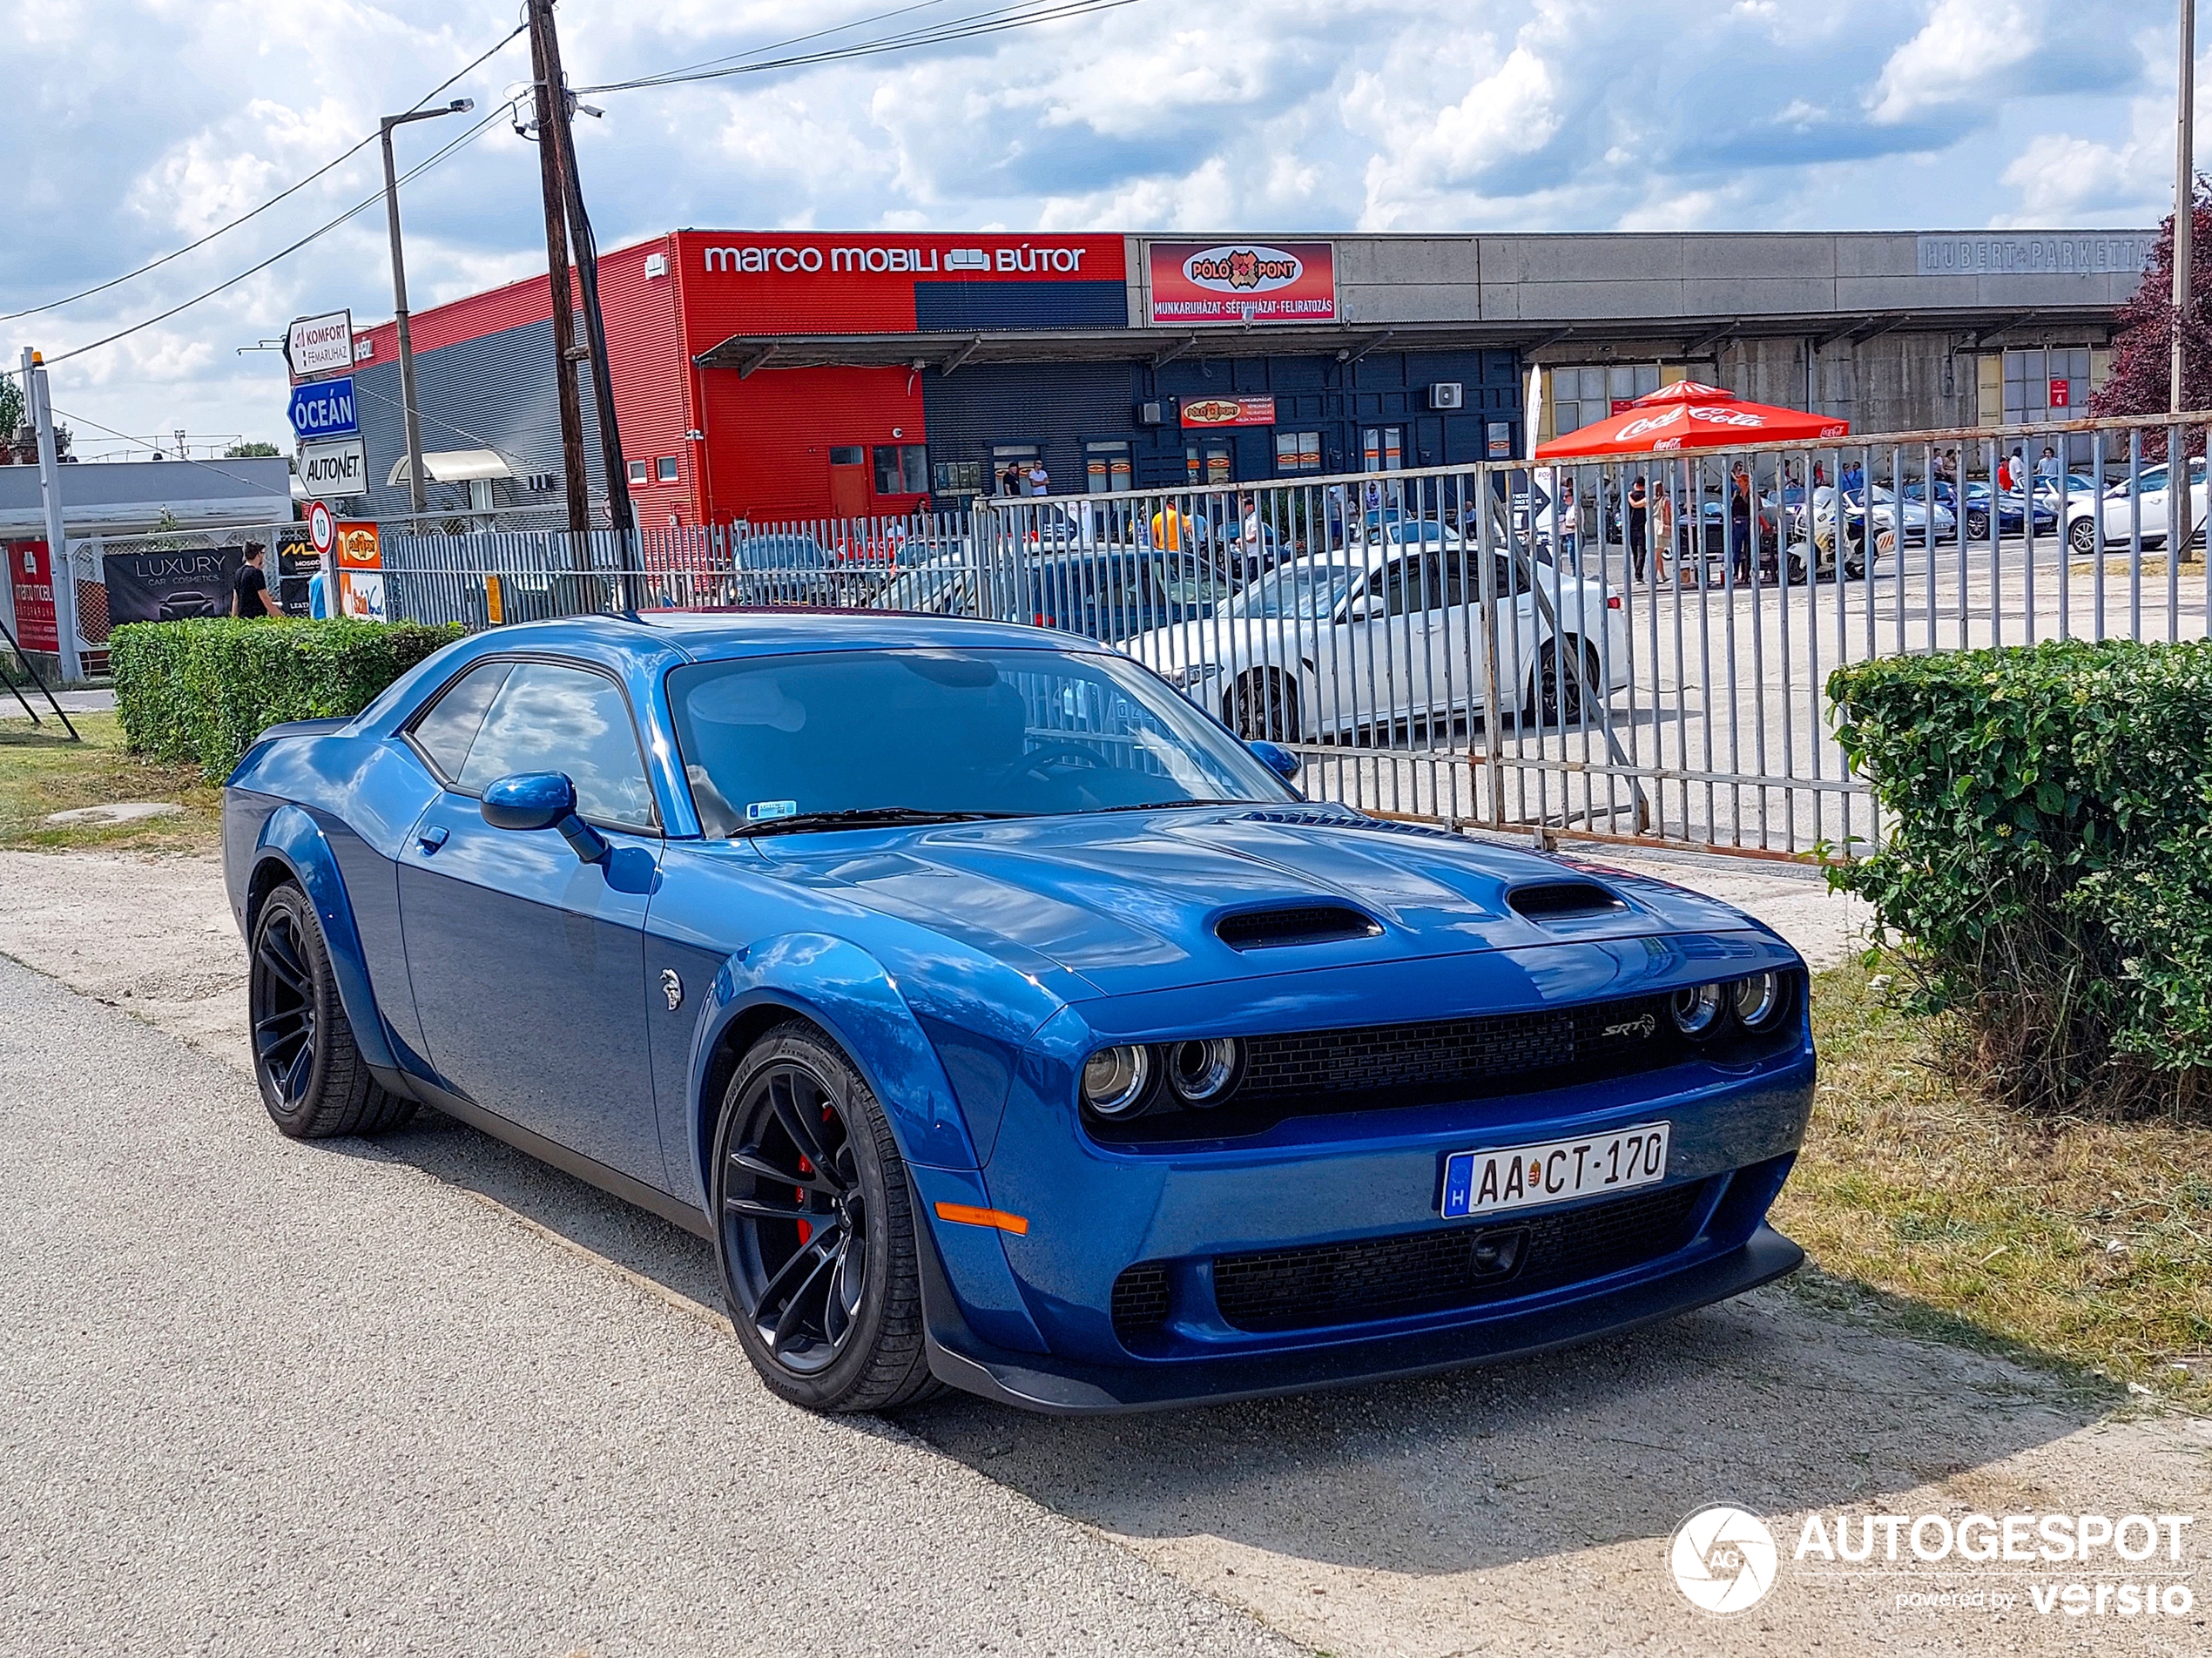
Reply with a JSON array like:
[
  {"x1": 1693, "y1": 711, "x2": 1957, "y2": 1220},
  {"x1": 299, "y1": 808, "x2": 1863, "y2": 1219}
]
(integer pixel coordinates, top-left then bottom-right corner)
[
  {"x1": 250, "y1": 804, "x2": 404, "y2": 1078},
  {"x1": 683, "y1": 933, "x2": 1049, "y2": 1355},
  {"x1": 684, "y1": 931, "x2": 985, "y2": 1192}
]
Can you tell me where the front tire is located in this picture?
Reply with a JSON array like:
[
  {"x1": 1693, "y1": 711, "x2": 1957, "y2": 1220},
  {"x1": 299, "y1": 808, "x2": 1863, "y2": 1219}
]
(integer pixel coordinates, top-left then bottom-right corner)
[
  {"x1": 247, "y1": 881, "x2": 417, "y2": 1139},
  {"x1": 2068, "y1": 518, "x2": 2097, "y2": 556},
  {"x1": 711, "y1": 1022, "x2": 941, "y2": 1413},
  {"x1": 1528, "y1": 639, "x2": 1599, "y2": 726}
]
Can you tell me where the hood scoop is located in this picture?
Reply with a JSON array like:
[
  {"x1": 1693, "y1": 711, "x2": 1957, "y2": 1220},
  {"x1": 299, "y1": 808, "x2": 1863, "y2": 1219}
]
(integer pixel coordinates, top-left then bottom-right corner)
[
  {"x1": 1215, "y1": 904, "x2": 1383, "y2": 951},
  {"x1": 1507, "y1": 880, "x2": 1627, "y2": 920}
]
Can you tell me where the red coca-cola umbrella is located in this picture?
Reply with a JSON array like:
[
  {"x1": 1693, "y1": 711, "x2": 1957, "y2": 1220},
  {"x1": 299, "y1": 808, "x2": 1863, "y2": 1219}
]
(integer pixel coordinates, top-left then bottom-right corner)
[{"x1": 1535, "y1": 380, "x2": 1849, "y2": 459}]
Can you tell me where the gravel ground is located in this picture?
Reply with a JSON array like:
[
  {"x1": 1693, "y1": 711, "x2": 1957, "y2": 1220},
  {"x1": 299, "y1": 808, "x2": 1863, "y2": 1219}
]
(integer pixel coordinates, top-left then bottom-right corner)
[{"x1": 0, "y1": 846, "x2": 2204, "y2": 1658}]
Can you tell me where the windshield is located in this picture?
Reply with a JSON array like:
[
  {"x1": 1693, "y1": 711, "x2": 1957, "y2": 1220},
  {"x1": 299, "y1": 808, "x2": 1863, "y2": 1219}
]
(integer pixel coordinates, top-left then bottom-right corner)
[
  {"x1": 1224, "y1": 563, "x2": 1357, "y2": 620},
  {"x1": 666, "y1": 646, "x2": 1292, "y2": 835}
]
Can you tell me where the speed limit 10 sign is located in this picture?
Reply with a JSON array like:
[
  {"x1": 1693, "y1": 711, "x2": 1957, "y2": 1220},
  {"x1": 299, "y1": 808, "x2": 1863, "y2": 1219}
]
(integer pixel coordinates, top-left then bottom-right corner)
[{"x1": 307, "y1": 501, "x2": 335, "y2": 555}]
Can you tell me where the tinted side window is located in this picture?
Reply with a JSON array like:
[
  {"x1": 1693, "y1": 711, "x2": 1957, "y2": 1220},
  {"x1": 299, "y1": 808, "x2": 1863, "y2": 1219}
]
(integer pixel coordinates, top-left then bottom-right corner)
[
  {"x1": 455, "y1": 661, "x2": 658, "y2": 830},
  {"x1": 410, "y1": 662, "x2": 514, "y2": 782}
]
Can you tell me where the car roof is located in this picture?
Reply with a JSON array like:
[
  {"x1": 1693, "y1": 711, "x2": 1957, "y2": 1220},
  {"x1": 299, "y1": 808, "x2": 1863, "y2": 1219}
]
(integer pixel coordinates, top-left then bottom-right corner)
[{"x1": 618, "y1": 608, "x2": 1104, "y2": 660}]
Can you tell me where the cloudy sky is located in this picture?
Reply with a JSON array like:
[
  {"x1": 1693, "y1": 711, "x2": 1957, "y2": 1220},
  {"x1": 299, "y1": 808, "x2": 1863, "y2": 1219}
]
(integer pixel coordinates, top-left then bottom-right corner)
[{"x1": 0, "y1": 0, "x2": 2191, "y2": 452}]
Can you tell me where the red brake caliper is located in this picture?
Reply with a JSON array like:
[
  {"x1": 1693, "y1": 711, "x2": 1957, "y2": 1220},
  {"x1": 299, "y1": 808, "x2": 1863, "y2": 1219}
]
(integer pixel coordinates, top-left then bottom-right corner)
[{"x1": 794, "y1": 1154, "x2": 813, "y2": 1245}]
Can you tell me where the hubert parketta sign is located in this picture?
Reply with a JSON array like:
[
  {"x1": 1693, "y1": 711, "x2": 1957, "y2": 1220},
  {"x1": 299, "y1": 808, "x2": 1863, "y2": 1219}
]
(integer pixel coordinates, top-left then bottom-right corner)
[{"x1": 287, "y1": 311, "x2": 355, "y2": 379}]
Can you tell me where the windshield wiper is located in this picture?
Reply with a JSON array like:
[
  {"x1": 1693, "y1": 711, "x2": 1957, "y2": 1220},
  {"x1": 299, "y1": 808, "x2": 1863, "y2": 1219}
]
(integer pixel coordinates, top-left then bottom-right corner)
[{"x1": 741, "y1": 807, "x2": 1027, "y2": 839}]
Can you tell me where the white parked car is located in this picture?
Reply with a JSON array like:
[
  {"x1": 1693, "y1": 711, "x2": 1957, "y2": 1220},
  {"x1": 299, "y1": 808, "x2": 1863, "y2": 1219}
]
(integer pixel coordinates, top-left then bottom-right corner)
[
  {"x1": 2062, "y1": 458, "x2": 2208, "y2": 555},
  {"x1": 1120, "y1": 532, "x2": 1631, "y2": 741}
]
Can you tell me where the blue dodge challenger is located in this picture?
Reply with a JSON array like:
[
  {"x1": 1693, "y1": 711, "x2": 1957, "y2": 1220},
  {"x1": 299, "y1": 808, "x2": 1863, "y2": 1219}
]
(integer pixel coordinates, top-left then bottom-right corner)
[{"x1": 221, "y1": 612, "x2": 1813, "y2": 1413}]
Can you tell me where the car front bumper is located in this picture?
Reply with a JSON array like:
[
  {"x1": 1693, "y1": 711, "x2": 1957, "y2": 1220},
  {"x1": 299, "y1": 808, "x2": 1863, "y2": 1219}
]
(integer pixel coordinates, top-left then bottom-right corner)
[{"x1": 917, "y1": 1208, "x2": 1805, "y2": 1414}]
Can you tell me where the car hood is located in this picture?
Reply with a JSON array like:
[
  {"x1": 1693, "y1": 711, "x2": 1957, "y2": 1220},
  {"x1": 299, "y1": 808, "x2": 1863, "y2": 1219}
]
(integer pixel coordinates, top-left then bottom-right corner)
[{"x1": 751, "y1": 805, "x2": 1765, "y2": 1000}]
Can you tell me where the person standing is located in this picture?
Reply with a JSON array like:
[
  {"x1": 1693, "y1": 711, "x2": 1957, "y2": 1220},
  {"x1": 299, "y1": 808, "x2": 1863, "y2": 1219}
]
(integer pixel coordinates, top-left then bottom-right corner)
[
  {"x1": 1626, "y1": 474, "x2": 1649, "y2": 581},
  {"x1": 230, "y1": 543, "x2": 275, "y2": 618},
  {"x1": 1649, "y1": 479, "x2": 1676, "y2": 584},
  {"x1": 1728, "y1": 463, "x2": 1754, "y2": 584},
  {"x1": 1026, "y1": 461, "x2": 1050, "y2": 497},
  {"x1": 2037, "y1": 446, "x2": 2060, "y2": 482}
]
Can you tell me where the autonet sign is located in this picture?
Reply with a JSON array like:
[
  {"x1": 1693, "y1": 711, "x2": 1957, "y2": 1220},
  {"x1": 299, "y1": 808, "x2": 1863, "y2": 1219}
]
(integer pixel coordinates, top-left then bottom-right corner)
[
  {"x1": 1148, "y1": 241, "x2": 1337, "y2": 325},
  {"x1": 297, "y1": 437, "x2": 369, "y2": 497}
]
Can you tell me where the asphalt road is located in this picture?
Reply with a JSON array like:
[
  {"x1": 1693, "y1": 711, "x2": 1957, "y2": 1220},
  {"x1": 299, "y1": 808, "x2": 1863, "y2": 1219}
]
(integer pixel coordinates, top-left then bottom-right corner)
[{"x1": 0, "y1": 952, "x2": 1296, "y2": 1658}]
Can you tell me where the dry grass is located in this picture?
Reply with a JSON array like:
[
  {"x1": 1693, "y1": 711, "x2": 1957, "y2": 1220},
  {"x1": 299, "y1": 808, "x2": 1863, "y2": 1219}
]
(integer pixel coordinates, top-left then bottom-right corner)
[
  {"x1": 0, "y1": 711, "x2": 219, "y2": 852},
  {"x1": 1777, "y1": 964, "x2": 2212, "y2": 1407}
]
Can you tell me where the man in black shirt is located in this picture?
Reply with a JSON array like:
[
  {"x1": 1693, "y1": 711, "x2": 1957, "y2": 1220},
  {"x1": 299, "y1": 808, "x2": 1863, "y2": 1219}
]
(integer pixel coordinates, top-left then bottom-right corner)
[{"x1": 231, "y1": 543, "x2": 274, "y2": 617}]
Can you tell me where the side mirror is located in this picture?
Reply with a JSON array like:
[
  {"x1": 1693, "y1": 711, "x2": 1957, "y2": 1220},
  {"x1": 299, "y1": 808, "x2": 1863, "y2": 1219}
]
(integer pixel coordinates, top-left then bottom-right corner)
[
  {"x1": 1248, "y1": 739, "x2": 1301, "y2": 781},
  {"x1": 1338, "y1": 596, "x2": 1379, "y2": 624},
  {"x1": 481, "y1": 771, "x2": 607, "y2": 864}
]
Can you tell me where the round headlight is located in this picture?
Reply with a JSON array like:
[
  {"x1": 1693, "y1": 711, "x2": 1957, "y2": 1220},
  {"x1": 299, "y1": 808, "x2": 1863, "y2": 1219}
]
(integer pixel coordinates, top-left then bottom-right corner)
[
  {"x1": 1731, "y1": 972, "x2": 1785, "y2": 1030},
  {"x1": 1167, "y1": 1038, "x2": 1242, "y2": 1106},
  {"x1": 1669, "y1": 982, "x2": 1727, "y2": 1038},
  {"x1": 1082, "y1": 1045, "x2": 1152, "y2": 1116}
]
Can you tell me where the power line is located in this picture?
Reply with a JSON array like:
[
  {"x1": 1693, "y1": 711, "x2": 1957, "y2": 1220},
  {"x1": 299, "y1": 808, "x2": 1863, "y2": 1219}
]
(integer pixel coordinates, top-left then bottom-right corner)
[
  {"x1": 6, "y1": 0, "x2": 1136, "y2": 382},
  {"x1": 0, "y1": 24, "x2": 526, "y2": 326},
  {"x1": 30, "y1": 105, "x2": 509, "y2": 374},
  {"x1": 577, "y1": 0, "x2": 1138, "y2": 94},
  {"x1": 46, "y1": 402, "x2": 295, "y2": 499}
]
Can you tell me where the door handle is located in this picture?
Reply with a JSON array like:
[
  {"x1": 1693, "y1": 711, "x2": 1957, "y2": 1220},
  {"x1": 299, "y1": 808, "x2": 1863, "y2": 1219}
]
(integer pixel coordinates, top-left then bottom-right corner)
[{"x1": 418, "y1": 825, "x2": 450, "y2": 853}]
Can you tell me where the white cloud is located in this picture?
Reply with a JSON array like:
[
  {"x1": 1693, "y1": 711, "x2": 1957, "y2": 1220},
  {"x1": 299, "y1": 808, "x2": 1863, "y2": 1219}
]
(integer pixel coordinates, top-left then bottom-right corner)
[
  {"x1": 0, "y1": 0, "x2": 2176, "y2": 446},
  {"x1": 1868, "y1": 0, "x2": 2039, "y2": 123}
]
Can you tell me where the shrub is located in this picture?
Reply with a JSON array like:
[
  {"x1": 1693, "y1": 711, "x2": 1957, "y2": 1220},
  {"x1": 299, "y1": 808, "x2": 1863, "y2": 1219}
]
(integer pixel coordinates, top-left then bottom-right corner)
[
  {"x1": 112, "y1": 617, "x2": 462, "y2": 779},
  {"x1": 1828, "y1": 637, "x2": 2212, "y2": 1117}
]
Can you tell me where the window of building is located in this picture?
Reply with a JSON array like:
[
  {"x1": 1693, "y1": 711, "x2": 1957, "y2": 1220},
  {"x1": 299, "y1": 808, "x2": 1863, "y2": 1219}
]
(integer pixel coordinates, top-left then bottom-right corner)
[
  {"x1": 991, "y1": 444, "x2": 1042, "y2": 495},
  {"x1": 1185, "y1": 441, "x2": 1231, "y2": 486},
  {"x1": 655, "y1": 455, "x2": 678, "y2": 483},
  {"x1": 1360, "y1": 427, "x2": 1404, "y2": 472},
  {"x1": 1084, "y1": 441, "x2": 1132, "y2": 493},
  {"x1": 1548, "y1": 364, "x2": 1663, "y2": 437},
  {"x1": 874, "y1": 443, "x2": 927, "y2": 495},
  {"x1": 626, "y1": 460, "x2": 648, "y2": 485},
  {"x1": 828, "y1": 445, "x2": 867, "y2": 467},
  {"x1": 1274, "y1": 431, "x2": 1323, "y2": 474}
]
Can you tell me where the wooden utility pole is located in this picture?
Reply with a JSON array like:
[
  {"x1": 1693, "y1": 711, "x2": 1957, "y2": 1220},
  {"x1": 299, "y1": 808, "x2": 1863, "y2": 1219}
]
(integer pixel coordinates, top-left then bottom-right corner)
[
  {"x1": 533, "y1": 0, "x2": 637, "y2": 570},
  {"x1": 528, "y1": 0, "x2": 590, "y2": 539}
]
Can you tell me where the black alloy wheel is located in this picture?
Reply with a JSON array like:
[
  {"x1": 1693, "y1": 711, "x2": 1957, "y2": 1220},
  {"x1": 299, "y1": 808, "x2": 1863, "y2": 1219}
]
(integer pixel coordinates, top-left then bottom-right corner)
[
  {"x1": 246, "y1": 881, "x2": 415, "y2": 1138},
  {"x1": 711, "y1": 1022, "x2": 939, "y2": 1412},
  {"x1": 1529, "y1": 639, "x2": 1596, "y2": 727},
  {"x1": 1965, "y1": 509, "x2": 1990, "y2": 540},
  {"x1": 1230, "y1": 671, "x2": 1299, "y2": 744}
]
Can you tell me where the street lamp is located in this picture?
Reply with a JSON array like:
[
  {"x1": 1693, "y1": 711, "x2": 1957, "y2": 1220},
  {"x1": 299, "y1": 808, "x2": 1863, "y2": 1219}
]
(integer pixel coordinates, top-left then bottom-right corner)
[{"x1": 381, "y1": 98, "x2": 474, "y2": 516}]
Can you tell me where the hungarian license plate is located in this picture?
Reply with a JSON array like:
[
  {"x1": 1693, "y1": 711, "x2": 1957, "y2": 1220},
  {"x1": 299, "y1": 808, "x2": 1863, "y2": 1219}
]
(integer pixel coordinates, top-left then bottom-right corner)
[{"x1": 1440, "y1": 1122, "x2": 1671, "y2": 1219}]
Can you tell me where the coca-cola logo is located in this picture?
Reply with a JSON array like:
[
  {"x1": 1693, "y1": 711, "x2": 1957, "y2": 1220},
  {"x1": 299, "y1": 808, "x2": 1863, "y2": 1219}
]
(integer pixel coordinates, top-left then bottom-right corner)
[
  {"x1": 1615, "y1": 407, "x2": 1686, "y2": 441},
  {"x1": 1182, "y1": 244, "x2": 1304, "y2": 293}
]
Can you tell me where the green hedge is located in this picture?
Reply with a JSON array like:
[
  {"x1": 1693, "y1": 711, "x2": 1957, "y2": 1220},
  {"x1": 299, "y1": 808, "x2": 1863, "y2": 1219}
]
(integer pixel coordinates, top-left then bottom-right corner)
[
  {"x1": 112, "y1": 617, "x2": 462, "y2": 779},
  {"x1": 1828, "y1": 637, "x2": 2212, "y2": 1115}
]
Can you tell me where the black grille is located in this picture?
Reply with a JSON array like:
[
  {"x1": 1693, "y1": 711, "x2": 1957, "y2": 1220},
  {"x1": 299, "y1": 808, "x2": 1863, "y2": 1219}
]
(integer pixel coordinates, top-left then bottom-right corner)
[
  {"x1": 1210, "y1": 1180, "x2": 1708, "y2": 1333},
  {"x1": 1110, "y1": 1262, "x2": 1172, "y2": 1345},
  {"x1": 1216, "y1": 904, "x2": 1381, "y2": 950},
  {"x1": 1232, "y1": 808, "x2": 1465, "y2": 841},
  {"x1": 1238, "y1": 996, "x2": 1676, "y2": 1106}
]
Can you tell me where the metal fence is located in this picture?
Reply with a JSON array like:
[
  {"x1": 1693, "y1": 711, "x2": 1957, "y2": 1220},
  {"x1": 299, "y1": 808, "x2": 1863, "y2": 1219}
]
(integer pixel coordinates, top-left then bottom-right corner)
[
  {"x1": 63, "y1": 516, "x2": 302, "y2": 665},
  {"x1": 372, "y1": 410, "x2": 2212, "y2": 860}
]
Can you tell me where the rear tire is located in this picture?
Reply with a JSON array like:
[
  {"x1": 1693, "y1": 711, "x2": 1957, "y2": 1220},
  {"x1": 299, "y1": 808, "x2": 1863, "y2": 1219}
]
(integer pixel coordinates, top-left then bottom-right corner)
[
  {"x1": 247, "y1": 880, "x2": 417, "y2": 1139},
  {"x1": 711, "y1": 1022, "x2": 942, "y2": 1414},
  {"x1": 1965, "y1": 509, "x2": 1989, "y2": 539}
]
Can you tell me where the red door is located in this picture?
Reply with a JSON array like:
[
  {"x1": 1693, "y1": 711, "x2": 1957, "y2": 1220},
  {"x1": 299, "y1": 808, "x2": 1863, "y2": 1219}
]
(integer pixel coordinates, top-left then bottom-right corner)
[{"x1": 829, "y1": 452, "x2": 867, "y2": 517}]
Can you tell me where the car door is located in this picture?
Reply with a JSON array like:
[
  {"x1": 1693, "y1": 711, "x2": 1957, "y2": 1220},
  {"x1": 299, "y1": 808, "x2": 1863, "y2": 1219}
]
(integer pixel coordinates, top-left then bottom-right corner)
[{"x1": 395, "y1": 657, "x2": 668, "y2": 1188}]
